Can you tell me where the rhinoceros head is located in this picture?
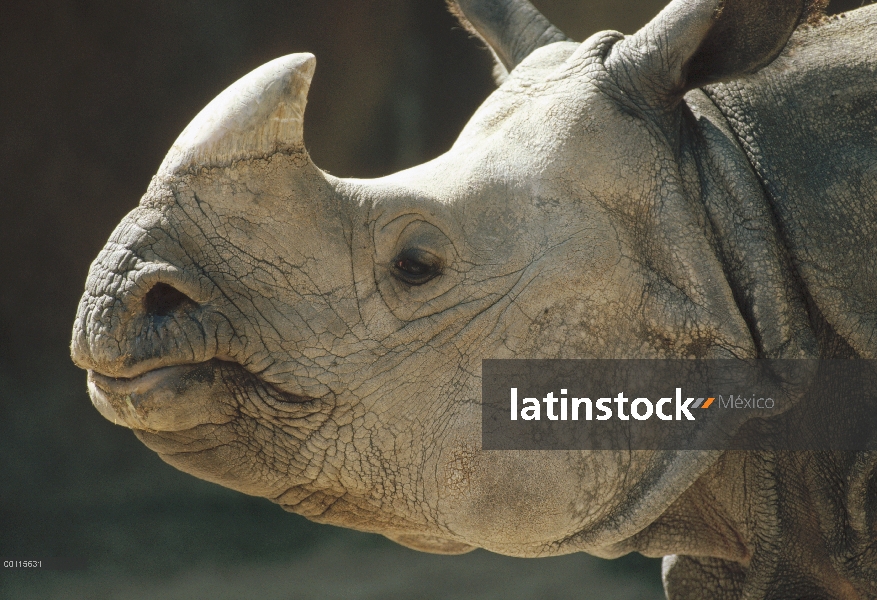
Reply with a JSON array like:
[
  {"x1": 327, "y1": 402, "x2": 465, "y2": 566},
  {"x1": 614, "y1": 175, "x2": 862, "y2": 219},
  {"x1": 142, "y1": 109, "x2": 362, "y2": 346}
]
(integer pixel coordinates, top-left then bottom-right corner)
[{"x1": 72, "y1": 0, "x2": 814, "y2": 557}]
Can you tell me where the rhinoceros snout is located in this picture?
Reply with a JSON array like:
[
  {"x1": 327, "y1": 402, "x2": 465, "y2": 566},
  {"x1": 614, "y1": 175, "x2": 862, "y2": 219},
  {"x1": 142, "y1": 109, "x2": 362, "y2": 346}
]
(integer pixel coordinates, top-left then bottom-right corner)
[
  {"x1": 71, "y1": 238, "x2": 222, "y2": 380},
  {"x1": 71, "y1": 246, "x2": 241, "y2": 430}
]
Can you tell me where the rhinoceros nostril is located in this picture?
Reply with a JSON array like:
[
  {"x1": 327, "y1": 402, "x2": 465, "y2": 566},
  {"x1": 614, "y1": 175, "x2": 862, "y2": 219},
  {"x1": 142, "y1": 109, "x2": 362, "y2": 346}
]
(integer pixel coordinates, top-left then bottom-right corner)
[{"x1": 143, "y1": 283, "x2": 198, "y2": 317}]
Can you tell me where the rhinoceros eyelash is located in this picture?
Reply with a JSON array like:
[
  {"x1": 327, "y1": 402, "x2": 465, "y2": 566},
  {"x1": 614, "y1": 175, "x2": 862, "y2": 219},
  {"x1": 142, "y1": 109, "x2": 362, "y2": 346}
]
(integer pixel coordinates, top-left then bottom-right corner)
[{"x1": 390, "y1": 248, "x2": 442, "y2": 286}]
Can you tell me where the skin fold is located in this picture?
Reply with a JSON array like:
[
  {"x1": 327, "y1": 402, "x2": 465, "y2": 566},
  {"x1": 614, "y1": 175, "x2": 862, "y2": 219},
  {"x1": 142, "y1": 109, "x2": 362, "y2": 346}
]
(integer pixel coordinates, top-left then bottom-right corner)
[{"x1": 71, "y1": 0, "x2": 876, "y2": 597}]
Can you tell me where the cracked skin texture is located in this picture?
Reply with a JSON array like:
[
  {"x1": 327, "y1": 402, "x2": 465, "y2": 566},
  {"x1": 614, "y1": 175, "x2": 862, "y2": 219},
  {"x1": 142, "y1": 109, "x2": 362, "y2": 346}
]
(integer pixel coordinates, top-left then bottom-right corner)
[{"x1": 71, "y1": 1, "x2": 876, "y2": 597}]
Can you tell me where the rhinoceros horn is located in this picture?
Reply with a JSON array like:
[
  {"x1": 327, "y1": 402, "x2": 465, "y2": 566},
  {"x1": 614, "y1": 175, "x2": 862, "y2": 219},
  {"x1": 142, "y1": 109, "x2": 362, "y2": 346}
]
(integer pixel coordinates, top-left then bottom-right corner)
[{"x1": 158, "y1": 53, "x2": 316, "y2": 176}]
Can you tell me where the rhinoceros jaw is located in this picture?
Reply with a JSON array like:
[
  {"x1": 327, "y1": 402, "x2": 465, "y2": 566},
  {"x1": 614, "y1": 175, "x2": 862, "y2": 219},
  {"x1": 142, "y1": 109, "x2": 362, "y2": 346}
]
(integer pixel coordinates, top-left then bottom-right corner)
[{"x1": 158, "y1": 53, "x2": 316, "y2": 176}]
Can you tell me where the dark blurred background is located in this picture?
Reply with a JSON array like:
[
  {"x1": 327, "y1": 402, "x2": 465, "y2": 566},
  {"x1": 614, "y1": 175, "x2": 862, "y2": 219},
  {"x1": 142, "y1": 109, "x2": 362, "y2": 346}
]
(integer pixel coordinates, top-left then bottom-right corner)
[{"x1": 0, "y1": 1, "x2": 866, "y2": 598}]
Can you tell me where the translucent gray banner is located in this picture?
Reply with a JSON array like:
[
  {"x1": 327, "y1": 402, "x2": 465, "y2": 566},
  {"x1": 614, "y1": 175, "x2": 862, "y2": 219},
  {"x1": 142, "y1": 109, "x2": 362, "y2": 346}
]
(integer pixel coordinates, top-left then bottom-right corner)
[{"x1": 481, "y1": 360, "x2": 877, "y2": 450}]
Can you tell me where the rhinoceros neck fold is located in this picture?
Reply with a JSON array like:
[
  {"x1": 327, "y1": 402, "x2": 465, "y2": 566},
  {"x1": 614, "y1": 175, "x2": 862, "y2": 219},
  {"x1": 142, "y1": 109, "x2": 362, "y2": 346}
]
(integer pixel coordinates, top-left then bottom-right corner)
[
  {"x1": 624, "y1": 449, "x2": 877, "y2": 597},
  {"x1": 683, "y1": 88, "x2": 819, "y2": 361},
  {"x1": 704, "y1": 6, "x2": 877, "y2": 358}
]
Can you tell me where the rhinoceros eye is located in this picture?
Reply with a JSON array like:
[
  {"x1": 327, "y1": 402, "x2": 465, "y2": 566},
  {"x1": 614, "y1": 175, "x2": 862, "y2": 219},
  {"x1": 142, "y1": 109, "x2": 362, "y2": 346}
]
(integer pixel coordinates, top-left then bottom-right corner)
[{"x1": 391, "y1": 248, "x2": 442, "y2": 285}]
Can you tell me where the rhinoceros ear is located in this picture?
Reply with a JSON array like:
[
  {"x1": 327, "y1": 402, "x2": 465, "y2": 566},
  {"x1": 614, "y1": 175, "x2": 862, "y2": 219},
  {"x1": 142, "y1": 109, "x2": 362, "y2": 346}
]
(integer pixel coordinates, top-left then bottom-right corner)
[
  {"x1": 448, "y1": 0, "x2": 571, "y2": 82},
  {"x1": 159, "y1": 53, "x2": 316, "y2": 176},
  {"x1": 610, "y1": 0, "x2": 819, "y2": 102}
]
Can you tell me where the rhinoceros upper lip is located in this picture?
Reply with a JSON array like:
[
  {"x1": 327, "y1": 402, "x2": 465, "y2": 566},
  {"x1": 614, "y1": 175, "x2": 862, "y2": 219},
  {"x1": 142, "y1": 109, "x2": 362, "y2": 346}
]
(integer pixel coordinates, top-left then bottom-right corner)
[{"x1": 85, "y1": 351, "x2": 240, "y2": 394}]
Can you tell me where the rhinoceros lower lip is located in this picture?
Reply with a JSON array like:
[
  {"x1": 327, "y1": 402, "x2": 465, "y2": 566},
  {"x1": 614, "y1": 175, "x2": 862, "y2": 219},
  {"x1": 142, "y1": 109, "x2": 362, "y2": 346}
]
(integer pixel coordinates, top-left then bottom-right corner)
[
  {"x1": 87, "y1": 360, "x2": 320, "y2": 431},
  {"x1": 87, "y1": 364, "x2": 204, "y2": 430},
  {"x1": 88, "y1": 365, "x2": 191, "y2": 396}
]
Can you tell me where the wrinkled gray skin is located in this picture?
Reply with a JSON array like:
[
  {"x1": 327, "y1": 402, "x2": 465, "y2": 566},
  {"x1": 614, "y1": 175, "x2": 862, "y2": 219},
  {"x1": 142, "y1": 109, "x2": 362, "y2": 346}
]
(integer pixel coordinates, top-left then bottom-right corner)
[{"x1": 71, "y1": 0, "x2": 877, "y2": 597}]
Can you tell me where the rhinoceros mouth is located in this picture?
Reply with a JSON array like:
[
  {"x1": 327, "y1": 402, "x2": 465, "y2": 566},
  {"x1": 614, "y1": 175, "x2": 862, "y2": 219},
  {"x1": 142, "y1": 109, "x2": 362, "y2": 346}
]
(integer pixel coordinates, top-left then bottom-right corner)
[
  {"x1": 90, "y1": 364, "x2": 190, "y2": 396},
  {"x1": 87, "y1": 359, "x2": 318, "y2": 432}
]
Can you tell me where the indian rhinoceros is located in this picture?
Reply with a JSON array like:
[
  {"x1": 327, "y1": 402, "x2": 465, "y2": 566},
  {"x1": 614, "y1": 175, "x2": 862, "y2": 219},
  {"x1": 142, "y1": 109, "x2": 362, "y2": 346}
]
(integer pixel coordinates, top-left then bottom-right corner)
[{"x1": 71, "y1": 0, "x2": 877, "y2": 596}]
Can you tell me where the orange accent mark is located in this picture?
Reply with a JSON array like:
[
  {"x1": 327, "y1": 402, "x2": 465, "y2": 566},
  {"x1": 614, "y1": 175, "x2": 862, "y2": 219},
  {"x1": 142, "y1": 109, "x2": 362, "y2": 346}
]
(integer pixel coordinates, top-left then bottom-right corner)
[{"x1": 701, "y1": 397, "x2": 714, "y2": 409}]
